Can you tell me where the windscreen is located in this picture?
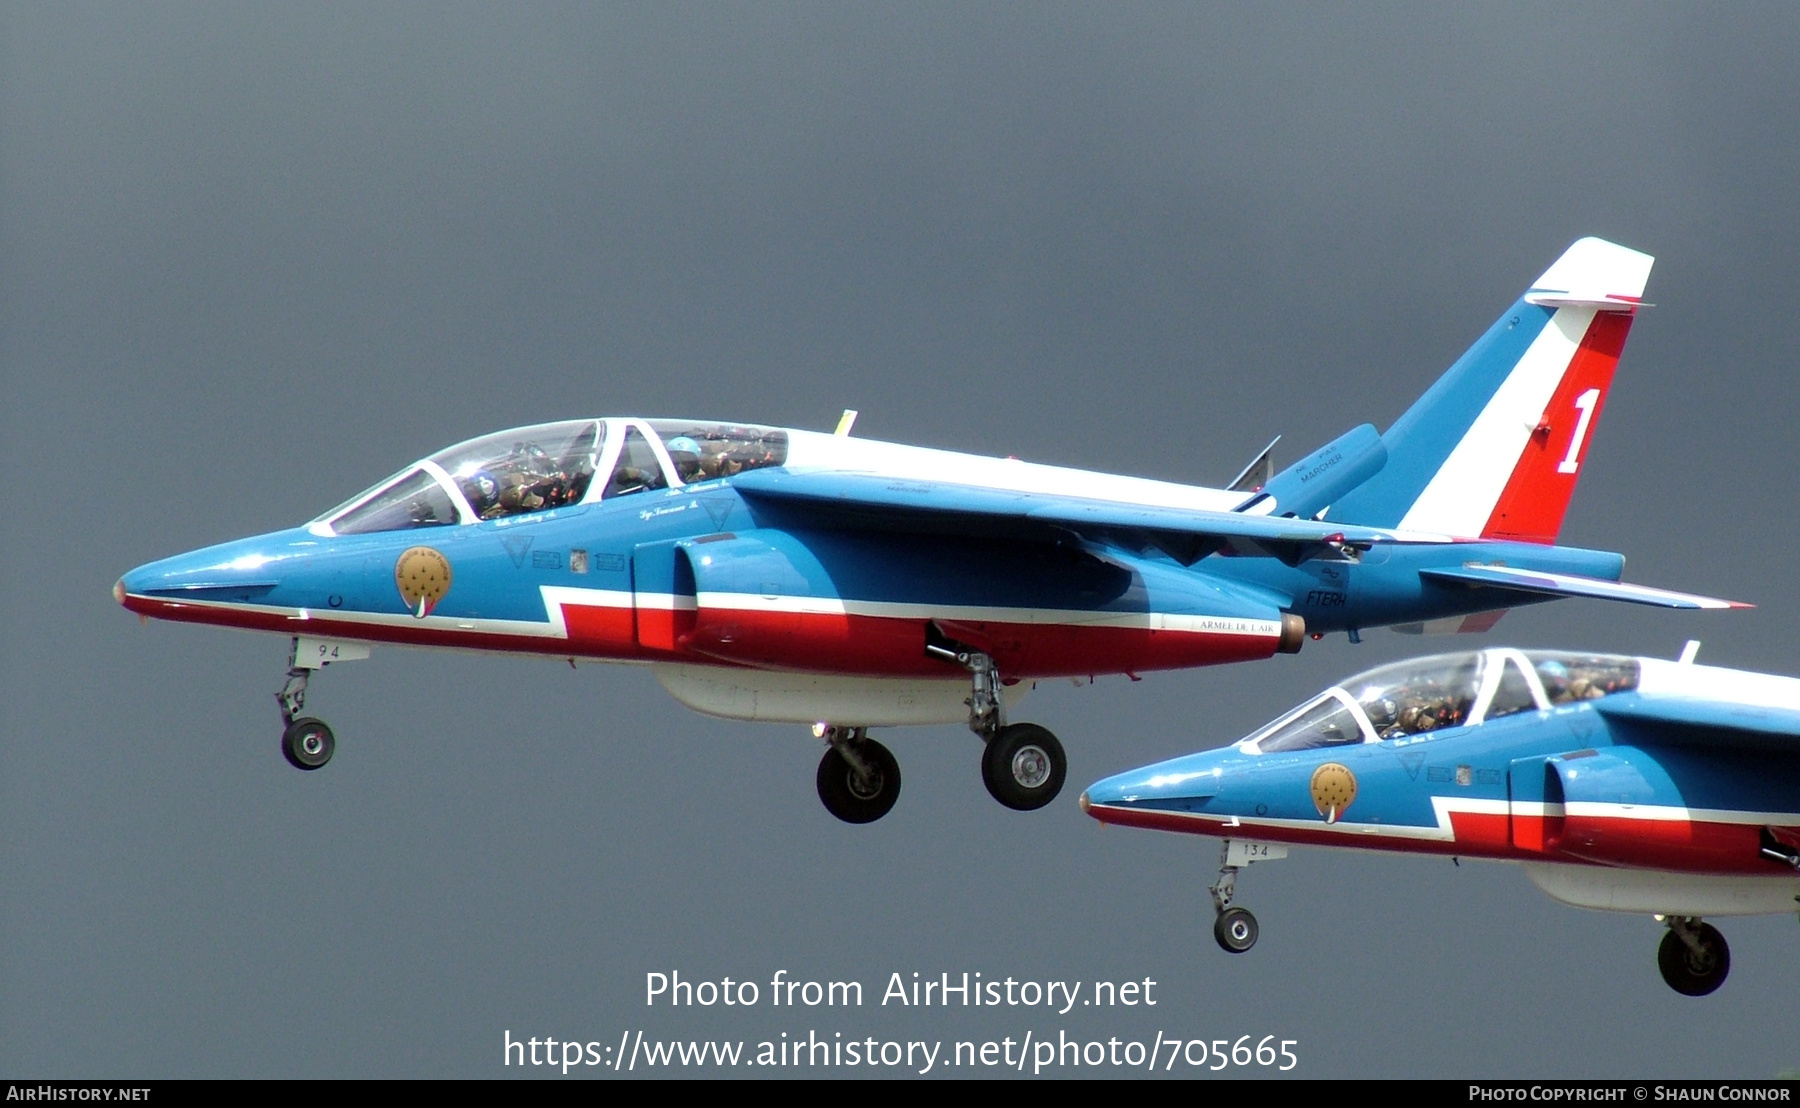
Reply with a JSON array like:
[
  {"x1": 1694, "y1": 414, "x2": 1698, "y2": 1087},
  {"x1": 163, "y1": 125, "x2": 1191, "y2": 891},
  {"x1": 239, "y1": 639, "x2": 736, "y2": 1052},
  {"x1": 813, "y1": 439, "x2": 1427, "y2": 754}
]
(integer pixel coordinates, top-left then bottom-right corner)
[
  {"x1": 648, "y1": 421, "x2": 788, "y2": 483},
  {"x1": 432, "y1": 420, "x2": 602, "y2": 520},
  {"x1": 1527, "y1": 651, "x2": 1640, "y2": 703},
  {"x1": 1339, "y1": 652, "x2": 1484, "y2": 739}
]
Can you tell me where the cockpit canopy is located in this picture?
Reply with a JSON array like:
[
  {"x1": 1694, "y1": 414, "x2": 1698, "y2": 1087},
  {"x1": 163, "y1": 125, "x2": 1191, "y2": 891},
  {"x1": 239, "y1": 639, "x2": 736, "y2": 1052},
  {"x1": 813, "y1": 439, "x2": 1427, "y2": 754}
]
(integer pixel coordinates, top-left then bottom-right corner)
[
  {"x1": 1238, "y1": 648, "x2": 1640, "y2": 754},
  {"x1": 312, "y1": 418, "x2": 789, "y2": 536}
]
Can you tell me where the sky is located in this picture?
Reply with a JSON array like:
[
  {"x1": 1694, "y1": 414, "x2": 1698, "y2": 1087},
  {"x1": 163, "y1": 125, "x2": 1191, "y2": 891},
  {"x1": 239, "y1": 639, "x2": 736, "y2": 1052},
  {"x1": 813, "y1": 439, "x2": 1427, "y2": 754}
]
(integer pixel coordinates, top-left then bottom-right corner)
[{"x1": 3, "y1": 2, "x2": 1798, "y2": 1079}]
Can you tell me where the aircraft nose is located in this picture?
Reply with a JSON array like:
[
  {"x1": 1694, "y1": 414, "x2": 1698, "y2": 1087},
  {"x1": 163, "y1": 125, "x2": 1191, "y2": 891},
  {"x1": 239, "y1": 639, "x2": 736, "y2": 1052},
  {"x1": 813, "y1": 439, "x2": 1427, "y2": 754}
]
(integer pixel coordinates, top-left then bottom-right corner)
[
  {"x1": 115, "y1": 531, "x2": 305, "y2": 616},
  {"x1": 1079, "y1": 772, "x2": 1136, "y2": 815}
]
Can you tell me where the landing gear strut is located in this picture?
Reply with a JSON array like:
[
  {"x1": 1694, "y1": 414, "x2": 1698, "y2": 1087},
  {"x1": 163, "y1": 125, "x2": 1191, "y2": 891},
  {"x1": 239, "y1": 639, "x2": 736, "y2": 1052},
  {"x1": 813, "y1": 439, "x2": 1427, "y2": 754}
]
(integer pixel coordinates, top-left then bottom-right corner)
[
  {"x1": 815, "y1": 726, "x2": 902, "y2": 824},
  {"x1": 1657, "y1": 917, "x2": 1730, "y2": 996},
  {"x1": 926, "y1": 628, "x2": 1068, "y2": 811}
]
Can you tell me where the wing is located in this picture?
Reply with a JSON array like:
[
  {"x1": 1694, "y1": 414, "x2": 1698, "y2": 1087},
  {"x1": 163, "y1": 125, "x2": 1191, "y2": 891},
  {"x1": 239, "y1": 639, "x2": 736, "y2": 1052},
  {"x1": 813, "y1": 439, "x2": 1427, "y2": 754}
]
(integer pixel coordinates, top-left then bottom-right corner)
[
  {"x1": 1419, "y1": 565, "x2": 1748, "y2": 610},
  {"x1": 1596, "y1": 691, "x2": 1800, "y2": 752},
  {"x1": 731, "y1": 468, "x2": 1445, "y2": 566}
]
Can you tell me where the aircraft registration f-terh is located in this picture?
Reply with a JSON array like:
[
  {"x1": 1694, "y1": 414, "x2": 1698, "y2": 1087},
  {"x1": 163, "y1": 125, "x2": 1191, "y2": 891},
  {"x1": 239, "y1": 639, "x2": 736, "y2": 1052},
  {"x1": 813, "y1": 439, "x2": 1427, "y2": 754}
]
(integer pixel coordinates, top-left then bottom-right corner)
[
  {"x1": 116, "y1": 237, "x2": 1744, "y2": 823},
  {"x1": 1079, "y1": 644, "x2": 1800, "y2": 995}
]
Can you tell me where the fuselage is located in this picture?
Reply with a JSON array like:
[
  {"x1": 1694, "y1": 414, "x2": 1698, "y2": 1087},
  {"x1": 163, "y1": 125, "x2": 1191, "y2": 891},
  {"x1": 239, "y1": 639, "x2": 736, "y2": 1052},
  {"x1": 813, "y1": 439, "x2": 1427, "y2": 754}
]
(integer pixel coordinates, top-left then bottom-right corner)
[
  {"x1": 117, "y1": 417, "x2": 1624, "y2": 711},
  {"x1": 1082, "y1": 652, "x2": 1800, "y2": 894}
]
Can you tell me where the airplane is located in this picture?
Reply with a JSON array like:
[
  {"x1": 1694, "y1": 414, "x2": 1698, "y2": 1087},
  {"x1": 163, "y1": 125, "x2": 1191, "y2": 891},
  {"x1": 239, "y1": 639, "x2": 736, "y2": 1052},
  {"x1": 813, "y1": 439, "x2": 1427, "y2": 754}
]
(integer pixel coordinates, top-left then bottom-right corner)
[
  {"x1": 1077, "y1": 643, "x2": 1800, "y2": 996},
  {"x1": 115, "y1": 236, "x2": 1745, "y2": 824}
]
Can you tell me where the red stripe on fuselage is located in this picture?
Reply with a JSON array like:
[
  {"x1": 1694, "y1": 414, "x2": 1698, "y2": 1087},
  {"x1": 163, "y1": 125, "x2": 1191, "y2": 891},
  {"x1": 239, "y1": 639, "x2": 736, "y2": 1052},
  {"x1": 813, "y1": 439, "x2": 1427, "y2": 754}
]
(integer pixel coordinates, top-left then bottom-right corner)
[
  {"x1": 1481, "y1": 310, "x2": 1633, "y2": 544},
  {"x1": 121, "y1": 593, "x2": 664, "y2": 660},
  {"x1": 680, "y1": 607, "x2": 1280, "y2": 677},
  {"x1": 1541, "y1": 813, "x2": 1788, "y2": 874},
  {"x1": 1087, "y1": 804, "x2": 1800, "y2": 875},
  {"x1": 122, "y1": 593, "x2": 1280, "y2": 679}
]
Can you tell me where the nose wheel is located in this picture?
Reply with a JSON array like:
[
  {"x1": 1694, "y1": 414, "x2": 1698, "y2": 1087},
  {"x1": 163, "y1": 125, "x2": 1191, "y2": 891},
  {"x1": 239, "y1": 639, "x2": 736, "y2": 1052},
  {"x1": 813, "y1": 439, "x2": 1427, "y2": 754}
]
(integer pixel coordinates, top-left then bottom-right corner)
[
  {"x1": 1657, "y1": 918, "x2": 1729, "y2": 996},
  {"x1": 281, "y1": 717, "x2": 336, "y2": 770},
  {"x1": 815, "y1": 727, "x2": 901, "y2": 824},
  {"x1": 1214, "y1": 906, "x2": 1259, "y2": 953}
]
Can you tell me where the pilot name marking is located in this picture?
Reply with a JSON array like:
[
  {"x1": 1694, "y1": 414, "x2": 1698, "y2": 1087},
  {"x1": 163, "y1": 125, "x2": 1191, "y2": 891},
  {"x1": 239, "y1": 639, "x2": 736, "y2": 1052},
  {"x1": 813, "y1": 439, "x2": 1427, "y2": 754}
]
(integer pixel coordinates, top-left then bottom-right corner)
[{"x1": 638, "y1": 500, "x2": 700, "y2": 521}]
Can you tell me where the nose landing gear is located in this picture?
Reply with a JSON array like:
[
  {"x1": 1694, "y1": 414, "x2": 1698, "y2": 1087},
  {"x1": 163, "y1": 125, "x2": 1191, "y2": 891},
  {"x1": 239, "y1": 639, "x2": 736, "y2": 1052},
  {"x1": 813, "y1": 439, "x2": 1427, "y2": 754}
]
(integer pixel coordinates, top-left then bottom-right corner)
[
  {"x1": 1206, "y1": 839, "x2": 1287, "y2": 953},
  {"x1": 273, "y1": 636, "x2": 368, "y2": 771},
  {"x1": 1208, "y1": 855, "x2": 1258, "y2": 954},
  {"x1": 1656, "y1": 917, "x2": 1730, "y2": 996}
]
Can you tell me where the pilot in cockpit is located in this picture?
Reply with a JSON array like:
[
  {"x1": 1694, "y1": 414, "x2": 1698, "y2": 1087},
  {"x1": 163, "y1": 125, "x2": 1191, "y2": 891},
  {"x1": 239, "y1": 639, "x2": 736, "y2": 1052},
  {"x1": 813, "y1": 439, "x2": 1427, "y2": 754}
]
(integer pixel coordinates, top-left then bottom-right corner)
[
  {"x1": 1394, "y1": 680, "x2": 1464, "y2": 735},
  {"x1": 665, "y1": 437, "x2": 704, "y2": 483}
]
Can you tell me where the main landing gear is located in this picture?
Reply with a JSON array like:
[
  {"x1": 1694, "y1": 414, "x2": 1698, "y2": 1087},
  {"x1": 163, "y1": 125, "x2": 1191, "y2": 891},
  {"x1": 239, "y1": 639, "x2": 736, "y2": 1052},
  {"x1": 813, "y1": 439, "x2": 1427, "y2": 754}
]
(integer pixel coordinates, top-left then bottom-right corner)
[
  {"x1": 274, "y1": 636, "x2": 368, "y2": 771},
  {"x1": 927, "y1": 630, "x2": 1067, "y2": 813},
  {"x1": 814, "y1": 726, "x2": 901, "y2": 824},
  {"x1": 809, "y1": 628, "x2": 1071, "y2": 825},
  {"x1": 1656, "y1": 917, "x2": 1730, "y2": 996}
]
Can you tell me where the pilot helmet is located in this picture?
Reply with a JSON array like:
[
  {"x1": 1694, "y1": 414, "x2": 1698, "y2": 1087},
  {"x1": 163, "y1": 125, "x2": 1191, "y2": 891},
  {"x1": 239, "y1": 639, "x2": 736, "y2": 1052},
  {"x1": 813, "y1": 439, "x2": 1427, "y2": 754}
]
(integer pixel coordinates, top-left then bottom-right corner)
[
  {"x1": 466, "y1": 470, "x2": 499, "y2": 506},
  {"x1": 1537, "y1": 660, "x2": 1570, "y2": 697}
]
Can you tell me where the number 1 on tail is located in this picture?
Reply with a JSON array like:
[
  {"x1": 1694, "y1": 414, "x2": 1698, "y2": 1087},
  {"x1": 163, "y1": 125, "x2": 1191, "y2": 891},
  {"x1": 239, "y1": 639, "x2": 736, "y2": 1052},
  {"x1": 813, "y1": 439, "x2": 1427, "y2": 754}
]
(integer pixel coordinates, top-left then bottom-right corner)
[{"x1": 1557, "y1": 388, "x2": 1601, "y2": 474}]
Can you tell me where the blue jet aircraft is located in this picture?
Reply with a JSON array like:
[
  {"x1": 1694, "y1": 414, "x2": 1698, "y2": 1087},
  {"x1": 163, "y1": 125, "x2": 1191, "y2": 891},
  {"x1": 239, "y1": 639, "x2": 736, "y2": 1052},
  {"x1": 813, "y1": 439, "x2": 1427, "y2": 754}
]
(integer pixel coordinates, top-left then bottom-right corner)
[
  {"x1": 1080, "y1": 643, "x2": 1800, "y2": 996},
  {"x1": 117, "y1": 238, "x2": 1743, "y2": 823}
]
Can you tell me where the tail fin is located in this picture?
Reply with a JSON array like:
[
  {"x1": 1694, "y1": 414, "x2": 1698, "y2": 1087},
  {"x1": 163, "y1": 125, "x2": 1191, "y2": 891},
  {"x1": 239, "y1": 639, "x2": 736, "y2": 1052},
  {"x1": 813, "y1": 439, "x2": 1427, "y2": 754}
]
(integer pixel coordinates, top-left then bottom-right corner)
[{"x1": 1326, "y1": 237, "x2": 1653, "y2": 542}]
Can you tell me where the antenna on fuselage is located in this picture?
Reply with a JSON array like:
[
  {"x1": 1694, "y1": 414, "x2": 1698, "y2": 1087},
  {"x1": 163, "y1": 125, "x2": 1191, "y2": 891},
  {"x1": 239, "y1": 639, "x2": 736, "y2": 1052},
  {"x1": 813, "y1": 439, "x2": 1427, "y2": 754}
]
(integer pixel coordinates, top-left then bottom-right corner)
[
  {"x1": 1228, "y1": 435, "x2": 1280, "y2": 492},
  {"x1": 1678, "y1": 640, "x2": 1701, "y2": 664},
  {"x1": 834, "y1": 409, "x2": 859, "y2": 436}
]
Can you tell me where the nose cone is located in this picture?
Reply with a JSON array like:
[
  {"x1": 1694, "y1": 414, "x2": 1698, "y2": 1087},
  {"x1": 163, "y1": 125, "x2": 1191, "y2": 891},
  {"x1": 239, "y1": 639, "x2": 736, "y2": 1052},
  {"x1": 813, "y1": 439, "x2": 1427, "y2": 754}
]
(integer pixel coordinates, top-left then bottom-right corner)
[
  {"x1": 1081, "y1": 749, "x2": 1231, "y2": 827},
  {"x1": 116, "y1": 528, "x2": 318, "y2": 616}
]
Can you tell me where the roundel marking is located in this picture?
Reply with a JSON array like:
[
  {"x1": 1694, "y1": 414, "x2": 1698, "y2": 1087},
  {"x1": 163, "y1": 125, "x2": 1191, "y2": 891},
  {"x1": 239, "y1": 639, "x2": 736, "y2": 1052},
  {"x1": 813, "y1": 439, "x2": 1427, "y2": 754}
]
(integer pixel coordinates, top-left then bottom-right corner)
[
  {"x1": 395, "y1": 546, "x2": 452, "y2": 618},
  {"x1": 1310, "y1": 762, "x2": 1357, "y2": 824}
]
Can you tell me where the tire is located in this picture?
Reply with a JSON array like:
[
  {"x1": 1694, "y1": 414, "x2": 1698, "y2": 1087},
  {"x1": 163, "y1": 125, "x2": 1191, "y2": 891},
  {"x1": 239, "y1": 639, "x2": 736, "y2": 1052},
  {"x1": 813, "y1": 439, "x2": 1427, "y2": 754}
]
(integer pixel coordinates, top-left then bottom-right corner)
[
  {"x1": 281, "y1": 717, "x2": 335, "y2": 771},
  {"x1": 816, "y1": 737, "x2": 901, "y2": 824},
  {"x1": 1213, "y1": 907, "x2": 1259, "y2": 954},
  {"x1": 980, "y1": 723, "x2": 1067, "y2": 811},
  {"x1": 1657, "y1": 924, "x2": 1730, "y2": 996}
]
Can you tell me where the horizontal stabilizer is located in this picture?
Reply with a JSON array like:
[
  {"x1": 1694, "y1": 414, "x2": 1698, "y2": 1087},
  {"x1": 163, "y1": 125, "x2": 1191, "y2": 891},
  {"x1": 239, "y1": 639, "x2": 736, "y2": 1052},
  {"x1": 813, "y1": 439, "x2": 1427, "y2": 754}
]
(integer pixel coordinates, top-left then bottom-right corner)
[
  {"x1": 734, "y1": 469, "x2": 1442, "y2": 565},
  {"x1": 1523, "y1": 238, "x2": 1655, "y2": 311},
  {"x1": 1419, "y1": 565, "x2": 1750, "y2": 610}
]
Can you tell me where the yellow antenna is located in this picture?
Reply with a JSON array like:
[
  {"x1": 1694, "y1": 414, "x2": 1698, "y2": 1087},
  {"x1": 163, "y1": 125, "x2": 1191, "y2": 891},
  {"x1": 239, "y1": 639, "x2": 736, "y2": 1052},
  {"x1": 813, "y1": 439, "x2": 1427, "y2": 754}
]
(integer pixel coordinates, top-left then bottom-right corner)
[{"x1": 834, "y1": 409, "x2": 859, "y2": 436}]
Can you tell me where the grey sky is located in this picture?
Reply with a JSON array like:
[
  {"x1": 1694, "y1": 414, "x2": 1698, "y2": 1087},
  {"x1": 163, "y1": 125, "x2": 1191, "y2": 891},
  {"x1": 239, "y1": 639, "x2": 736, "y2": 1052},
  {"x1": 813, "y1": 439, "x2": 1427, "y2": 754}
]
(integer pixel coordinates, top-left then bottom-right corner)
[{"x1": 4, "y1": 3, "x2": 1798, "y2": 1077}]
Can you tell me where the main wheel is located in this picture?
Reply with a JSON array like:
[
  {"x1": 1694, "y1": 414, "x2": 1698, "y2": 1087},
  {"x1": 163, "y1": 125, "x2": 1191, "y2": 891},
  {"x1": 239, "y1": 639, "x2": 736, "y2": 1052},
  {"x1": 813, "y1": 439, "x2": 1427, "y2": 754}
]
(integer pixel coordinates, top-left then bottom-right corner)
[
  {"x1": 281, "y1": 717, "x2": 335, "y2": 771},
  {"x1": 816, "y1": 737, "x2": 901, "y2": 824},
  {"x1": 1657, "y1": 924, "x2": 1730, "y2": 996},
  {"x1": 981, "y1": 723, "x2": 1067, "y2": 811},
  {"x1": 1213, "y1": 906, "x2": 1259, "y2": 954}
]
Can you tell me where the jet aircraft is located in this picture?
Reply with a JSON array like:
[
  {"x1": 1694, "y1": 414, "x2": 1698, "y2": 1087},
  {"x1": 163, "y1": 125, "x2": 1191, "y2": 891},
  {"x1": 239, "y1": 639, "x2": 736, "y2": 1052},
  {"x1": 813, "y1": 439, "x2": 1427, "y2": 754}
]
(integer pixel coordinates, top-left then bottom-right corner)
[
  {"x1": 1079, "y1": 644, "x2": 1800, "y2": 996},
  {"x1": 116, "y1": 237, "x2": 1742, "y2": 823}
]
